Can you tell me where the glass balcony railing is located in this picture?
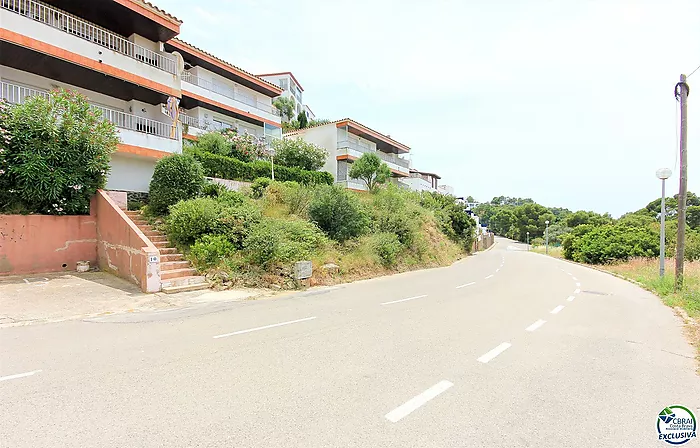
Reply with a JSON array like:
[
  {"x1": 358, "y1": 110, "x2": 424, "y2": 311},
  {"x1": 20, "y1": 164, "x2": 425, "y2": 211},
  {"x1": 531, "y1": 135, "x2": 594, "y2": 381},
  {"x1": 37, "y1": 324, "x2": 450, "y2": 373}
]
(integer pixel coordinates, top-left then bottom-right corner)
[
  {"x1": 337, "y1": 139, "x2": 410, "y2": 168},
  {"x1": 181, "y1": 72, "x2": 281, "y2": 117},
  {"x1": 1, "y1": 81, "x2": 177, "y2": 140},
  {"x1": 1, "y1": 0, "x2": 177, "y2": 74}
]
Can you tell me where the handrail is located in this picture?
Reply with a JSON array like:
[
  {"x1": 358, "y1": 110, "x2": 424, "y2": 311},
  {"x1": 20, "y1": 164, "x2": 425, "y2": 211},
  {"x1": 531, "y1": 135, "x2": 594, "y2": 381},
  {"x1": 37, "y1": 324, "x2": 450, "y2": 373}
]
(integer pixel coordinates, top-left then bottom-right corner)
[
  {"x1": 337, "y1": 139, "x2": 410, "y2": 168},
  {"x1": 1, "y1": 81, "x2": 177, "y2": 140},
  {"x1": 1, "y1": 0, "x2": 177, "y2": 74},
  {"x1": 181, "y1": 71, "x2": 280, "y2": 116}
]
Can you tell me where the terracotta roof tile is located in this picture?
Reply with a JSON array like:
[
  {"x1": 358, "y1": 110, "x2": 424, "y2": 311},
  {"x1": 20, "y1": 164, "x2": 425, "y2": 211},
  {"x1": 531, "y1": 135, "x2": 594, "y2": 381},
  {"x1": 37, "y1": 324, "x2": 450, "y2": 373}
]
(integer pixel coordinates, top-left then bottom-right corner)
[
  {"x1": 136, "y1": 0, "x2": 182, "y2": 24},
  {"x1": 284, "y1": 118, "x2": 410, "y2": 152}
]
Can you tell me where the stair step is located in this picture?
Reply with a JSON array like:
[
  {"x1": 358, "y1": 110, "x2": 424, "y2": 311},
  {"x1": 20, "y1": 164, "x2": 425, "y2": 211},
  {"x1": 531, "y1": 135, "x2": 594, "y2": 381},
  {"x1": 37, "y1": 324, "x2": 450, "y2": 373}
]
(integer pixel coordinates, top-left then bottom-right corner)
[
  {"x1": 161, "y1": 268, "x2": 198, "y2": 280},
  {"x1": 149, "y1": 235, "x2": 169, "y2": 242},
  {"x1": 160, "y1": 275, "x2": 207, "y2": 290},
  {"x1": 153, "y1": 241, "x2": 173, "y2": 248},
  {"x1": 159, "y1": 248, "x2": 178, "y2": 255},
  {"x1": 131, "y1": 220, "x2": 149, "y2": 226},
  {"x1": 161, "y1": 282, "x2": 210, "y2": 294},
  {"x1": 161, "y1": 260, "x2": 191, "y2": 270},
  {"x1": 160, "y1": 253, "x2": 185, "y2": 262}
]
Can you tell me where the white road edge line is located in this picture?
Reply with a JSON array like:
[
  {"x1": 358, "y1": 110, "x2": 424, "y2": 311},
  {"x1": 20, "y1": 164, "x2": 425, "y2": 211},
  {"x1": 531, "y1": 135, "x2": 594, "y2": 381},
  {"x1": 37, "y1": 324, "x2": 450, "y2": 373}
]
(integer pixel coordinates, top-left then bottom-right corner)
[
  {"x1": 485, "y1": 274, "x2": 494, "y2": 279},
  {"x1": 574, "y1": 288, "x2": 581, "y2": 294},
  {"x1": 567, "y1": 296, "x2": 575, "y2": 302},
  {"x1": 477, "y1": 342, "x2": 512, "y2": 363},
  {"x1": 572, "y1": 277, "x2": 578, "y2": 281},
  {"x1": 525, "y1": 319, "x2": 547, "y2": 332},
  {"x1": 576, "y1": 282, "x2": 581, "y2": 287},
  {"x1": 456, "y1": 282, "x2": 476, "y2": 289},
  {"x1": 550, "y1": 305, "x2": 565, "y2": 314},
  {"x1": 385, "y1": 380, "x2": 454, "y2": 423},
  {"x1": 0, "y1": 370, "x2": 42, "y2": 382},
  {"x1": 213, "y1": 317, "x2": 317, "y2": 339},
  {"x1": 382, "y1": 295, "x2": 428, "y2": 305}
]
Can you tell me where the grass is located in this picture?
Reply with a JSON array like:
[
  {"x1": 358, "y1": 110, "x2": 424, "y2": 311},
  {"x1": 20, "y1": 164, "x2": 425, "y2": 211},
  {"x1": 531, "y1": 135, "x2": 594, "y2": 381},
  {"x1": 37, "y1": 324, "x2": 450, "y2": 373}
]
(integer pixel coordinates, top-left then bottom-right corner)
[{"x1": 531, "y1": 246, "x2": 564, "y2": 259}]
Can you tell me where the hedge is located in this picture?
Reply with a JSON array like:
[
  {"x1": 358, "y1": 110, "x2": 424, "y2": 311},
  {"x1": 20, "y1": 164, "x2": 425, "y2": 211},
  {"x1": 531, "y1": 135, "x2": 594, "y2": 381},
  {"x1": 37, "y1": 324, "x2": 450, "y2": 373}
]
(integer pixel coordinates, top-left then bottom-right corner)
[{"x1": 187, "y1": 148, "x2": 333, "y2": 185}]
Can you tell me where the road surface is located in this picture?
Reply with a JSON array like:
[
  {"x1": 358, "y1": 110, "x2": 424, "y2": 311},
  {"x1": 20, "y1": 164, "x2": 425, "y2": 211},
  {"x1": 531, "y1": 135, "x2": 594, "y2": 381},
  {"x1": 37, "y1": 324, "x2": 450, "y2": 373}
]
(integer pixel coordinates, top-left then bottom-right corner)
[{"x1": 1, "y1": 238, "x2": 698, "y2": 447}]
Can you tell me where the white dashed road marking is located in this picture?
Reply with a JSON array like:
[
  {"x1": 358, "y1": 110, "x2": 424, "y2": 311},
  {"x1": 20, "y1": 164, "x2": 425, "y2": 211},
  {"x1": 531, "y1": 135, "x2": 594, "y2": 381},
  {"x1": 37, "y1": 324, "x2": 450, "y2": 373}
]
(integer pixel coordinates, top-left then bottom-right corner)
[
  {"x1": 213, "y1": 317, "x2": 317, "y2": 339},
  {"x1": 485, "y1": 274, "x2": 494, "y2": 279},
  {"x1": 456, "y1": 282, "x2": 476, "y2": 289},
  {"x1": 550, "y1": 305, "x2": 565, "y2": 314},
  {"x1": 574, "y1": 289, "x2": 581, "y2": 294},
  {"x1": 0, "y1": 370, "x2": 42, "y2": 382},
  {"x1": 567, "y1": 296, "x2": 575, "y2": 302},
  {"x1": 385, "y1": 380, "x2": 454, "y2": 423},
  {"x1": 525, "y1": 320, "x2": 547, "y2": 332},
  {"x1": 576, "y1": 282, "x2": 581, "y2": 287},
  {"x1": 477, "y1": 342, "x2": 512, "y2": 363},
  {"x1": 382, "y1": 295, "x2": 428, "y2": 305}
]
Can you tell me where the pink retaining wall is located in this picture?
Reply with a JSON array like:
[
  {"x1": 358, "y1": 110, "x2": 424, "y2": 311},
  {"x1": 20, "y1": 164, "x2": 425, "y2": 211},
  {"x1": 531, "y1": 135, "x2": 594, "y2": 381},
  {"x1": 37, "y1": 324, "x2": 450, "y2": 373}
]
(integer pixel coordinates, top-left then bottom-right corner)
[
  {"x1": 0, "y1": 198, "x2": 98, "y2": 275},
  {"x1": 95, "y1": 190, "x2": 161, "y2": 292}
]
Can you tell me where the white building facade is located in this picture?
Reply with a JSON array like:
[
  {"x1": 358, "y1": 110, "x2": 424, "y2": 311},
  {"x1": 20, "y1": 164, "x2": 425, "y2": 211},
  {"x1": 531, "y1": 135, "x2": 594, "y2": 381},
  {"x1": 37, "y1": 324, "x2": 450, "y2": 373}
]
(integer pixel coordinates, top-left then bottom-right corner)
[
  {"x1": 258, "y1": 71, "x2": 315, "y2": 120},
  {"x1": 284, "y1": 119, "x2": 410, "y2": 191}
]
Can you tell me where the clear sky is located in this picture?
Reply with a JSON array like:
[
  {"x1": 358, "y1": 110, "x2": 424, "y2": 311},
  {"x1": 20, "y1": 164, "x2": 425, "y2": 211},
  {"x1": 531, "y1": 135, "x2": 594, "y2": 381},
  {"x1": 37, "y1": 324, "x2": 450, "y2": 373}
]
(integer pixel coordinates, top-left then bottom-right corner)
[{"x1": 158, "y1": 0, "x2": 700, "y2": 217}]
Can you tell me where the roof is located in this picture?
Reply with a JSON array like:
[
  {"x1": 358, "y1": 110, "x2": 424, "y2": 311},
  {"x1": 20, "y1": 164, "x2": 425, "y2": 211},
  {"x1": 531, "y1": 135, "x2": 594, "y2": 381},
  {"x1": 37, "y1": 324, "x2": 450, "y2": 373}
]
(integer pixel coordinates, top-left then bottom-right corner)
[
  {"x1": 283, "y1": 118, "x2": 410, "y2": 154},
  {"x1": 410, "y1": 168, "x2": 441, "y2": 179},
  {"x1": 168, "y1": 38, "x2": 283, "y2": 97},
  {"x1": 133, "y1": 0, "x2": 182, "y2": 25},
  {"x1": 257, "y1": 71, "x2": 304, "y2": 92}
]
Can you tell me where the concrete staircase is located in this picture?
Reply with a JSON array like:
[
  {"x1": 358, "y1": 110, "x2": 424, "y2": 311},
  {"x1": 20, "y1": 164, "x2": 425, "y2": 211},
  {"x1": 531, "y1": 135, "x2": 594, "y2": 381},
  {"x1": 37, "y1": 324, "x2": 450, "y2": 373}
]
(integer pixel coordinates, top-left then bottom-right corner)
[{"x1": 124, "y1": 211, "x2": 209, "y2": 294}]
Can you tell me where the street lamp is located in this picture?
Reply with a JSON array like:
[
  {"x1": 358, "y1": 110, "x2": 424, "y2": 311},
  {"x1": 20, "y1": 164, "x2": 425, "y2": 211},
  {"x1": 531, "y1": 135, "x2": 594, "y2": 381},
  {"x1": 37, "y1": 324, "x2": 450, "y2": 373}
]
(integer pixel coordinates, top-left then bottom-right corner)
[
  {"x1": 545, "y1": 220, "x2": 550, "y2": 255},
  {"x1": 656, "y1": 168, "x2": 673, "y2": 277},
  {"x1": 526, "y1": 231, "x2": 530, "y2": 251}
]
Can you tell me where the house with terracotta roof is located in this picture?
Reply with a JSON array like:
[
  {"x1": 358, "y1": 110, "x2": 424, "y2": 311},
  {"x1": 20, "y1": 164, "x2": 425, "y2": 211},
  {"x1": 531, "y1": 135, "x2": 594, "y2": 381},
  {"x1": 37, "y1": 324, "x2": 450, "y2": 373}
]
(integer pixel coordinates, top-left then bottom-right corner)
[
  {"x1": 284, "y1": 119, "x2": 411, "y2": 191},
  {"x1": 258, "y1": 71, "x2": 315, "y2": 120},
  {"x1": 165, "y1": 39, "x2": 283, "y2": 141}
]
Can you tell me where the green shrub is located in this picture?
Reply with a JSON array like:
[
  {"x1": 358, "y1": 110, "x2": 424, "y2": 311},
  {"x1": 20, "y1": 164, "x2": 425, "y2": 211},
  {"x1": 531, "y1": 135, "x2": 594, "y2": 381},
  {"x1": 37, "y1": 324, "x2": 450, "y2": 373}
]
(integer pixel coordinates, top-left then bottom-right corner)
[
  {"x1": 190, "y1": 234, "x2": 236, "y2": 268},
  {"x1": 370, "y1": 232, "x2": 403, "y2": 266},
  {"x1": 166, "y1": 198, "x2": 221, "y2": 245},
  {"x1": 251, "y1": 177, "x2": 272, "y2": 199},
  {"x1": 149, "y1": 154, "x2": 205, "y2": 215},
  {"x1": 531, "y1": 237, "x2": 545, "y2": 247},
  {"x1": 308, "y1": 185, "x2": 369, "y2": 242},
  {"x1": 371, "y1": 186, "x2": 423, "y2": 246},
  {"x1": 0, "y1": 90, "x2": 118, "y2": 215},
  {"x1": 272, "y1": 137, "x2": 327, "y2": 171},
  {"x1": 243, "y1": 218, "x2": 326, "y2": 267},
  {"x1": 564, "y1": 224, "x2": 657, "y2": 264},
  {"x1": 201, "y1": 181, "x2": 227, "y2": 198},
  {"x1": 216, "y1": 201, "x2": 262, "y2": 247},
  {"x1": 265, "y1": 181, "x2": 314, "y2": 217},
  {"x1": 187, "y1": 148, "x2": 333, "y2": 185},
  {"x1": 218, "y1": 190, "x2": 246, "y2": 207},
  {"x1": 685, "y1": 231, "x2": 700, "y2": 261},
  {"x1": 193, "y1": 132, "x2": 230, "y2": 156}
]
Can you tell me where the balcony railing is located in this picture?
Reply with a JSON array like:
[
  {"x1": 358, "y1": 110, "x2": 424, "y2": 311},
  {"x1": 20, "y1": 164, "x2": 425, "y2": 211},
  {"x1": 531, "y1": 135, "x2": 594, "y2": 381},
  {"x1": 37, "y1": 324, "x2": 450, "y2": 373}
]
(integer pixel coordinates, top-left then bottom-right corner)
[
  {"x1": 1, "y1": 81, "x2": 176, "y2": 140},
  {"x1": 1, "y1": 0, "x2": 177, "y2": 74},
  {"x1": 178, "y1": 113, "x2": 204, "y2": 129},
  {"x1": 337, "y1": 139, "x2": 410, "y2": 168},
  {"x1": 181, "y1": 72, "x2": 280, "y2": 116}
]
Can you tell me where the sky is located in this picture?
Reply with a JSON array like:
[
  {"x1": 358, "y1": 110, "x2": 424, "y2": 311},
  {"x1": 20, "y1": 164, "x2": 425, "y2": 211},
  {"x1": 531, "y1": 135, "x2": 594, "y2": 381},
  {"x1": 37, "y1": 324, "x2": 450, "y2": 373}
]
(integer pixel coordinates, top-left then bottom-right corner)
[{"x1": 158, "y1": 0, "x2": 700, "y2": 217}]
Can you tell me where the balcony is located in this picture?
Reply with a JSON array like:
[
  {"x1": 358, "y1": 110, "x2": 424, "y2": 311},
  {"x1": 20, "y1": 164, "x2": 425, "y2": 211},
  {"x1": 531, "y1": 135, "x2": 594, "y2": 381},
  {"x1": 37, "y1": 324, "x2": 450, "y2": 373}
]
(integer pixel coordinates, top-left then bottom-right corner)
[
  {"x1": 1, "y1": 81, "x2": 180, "y2": 153},
  {"x1": 181, "y1": 72, "x2": 281, "y2": 117},
  {"x1": 1, "y1": 0, "x2": 177, "y2": 74},
  {"x1": 337, "y1": 139, "x2": 410, "y2": 171}
]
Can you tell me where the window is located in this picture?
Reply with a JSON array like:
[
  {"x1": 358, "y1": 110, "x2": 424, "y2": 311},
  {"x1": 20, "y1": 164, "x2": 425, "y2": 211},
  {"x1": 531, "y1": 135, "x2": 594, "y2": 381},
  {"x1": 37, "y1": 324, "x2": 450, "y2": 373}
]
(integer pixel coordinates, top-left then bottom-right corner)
[
  {"x1": 213, "y1": 119, "x2": 231, "y2": 130},
  {"x1": 279, "y1": 79, "x2": 289, "y2": 90}
]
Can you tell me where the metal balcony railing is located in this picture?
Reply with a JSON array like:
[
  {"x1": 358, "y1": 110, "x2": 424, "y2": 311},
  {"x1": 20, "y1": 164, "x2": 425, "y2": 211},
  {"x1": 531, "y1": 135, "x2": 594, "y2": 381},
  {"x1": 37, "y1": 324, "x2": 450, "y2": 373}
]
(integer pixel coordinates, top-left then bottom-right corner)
[
  {"x1": 181, "y1": 72, "x2": 281, "y2": 116},
  {"x1": 178, "y1": 113, "x2": 204, "y2": 129},
  {"x1": 337, "y1": 139, "x2": 410, "y2": 168},
  {"x1": 1, "y1": 0, "x2": 177, "y2": 74},
  {"x1": 1, "y1": 81, "x2": 177, "y2": 140}
]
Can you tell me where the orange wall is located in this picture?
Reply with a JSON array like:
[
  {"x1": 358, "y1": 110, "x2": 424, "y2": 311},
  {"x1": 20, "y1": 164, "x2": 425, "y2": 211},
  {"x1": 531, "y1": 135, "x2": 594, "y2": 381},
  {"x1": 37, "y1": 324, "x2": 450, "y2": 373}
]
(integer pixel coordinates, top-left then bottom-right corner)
[{"x1": 0, "y1": 199, "x2": 97, "y2": 275}]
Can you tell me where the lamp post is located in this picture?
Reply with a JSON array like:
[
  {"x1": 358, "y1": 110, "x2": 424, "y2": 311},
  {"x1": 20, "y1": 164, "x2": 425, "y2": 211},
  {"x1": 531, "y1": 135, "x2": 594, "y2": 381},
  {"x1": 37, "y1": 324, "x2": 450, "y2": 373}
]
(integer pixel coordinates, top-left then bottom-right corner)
[
  {"x1": 545, "y1": 220, "x2": 550, "y2": 255},
  {"x1": 526, "y1": 231, "x2": 530, "y2": 251},
  {"x1": 656, "y1": 168, "x2": 672, "y2": 277}
]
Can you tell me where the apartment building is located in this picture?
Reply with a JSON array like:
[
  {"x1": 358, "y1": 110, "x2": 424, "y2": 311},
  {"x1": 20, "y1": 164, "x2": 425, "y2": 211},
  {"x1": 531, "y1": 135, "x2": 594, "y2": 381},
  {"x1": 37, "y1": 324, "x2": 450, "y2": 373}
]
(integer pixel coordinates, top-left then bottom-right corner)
[
  {"x1": 284, "y1": 119, "x2": 410, "y2": 191},
  {"x1": 401, "y1": 169, "x2": 441, "y2": 193},
  {"x1": 164, "y1": 39, "x2": 283, "y2": 142},
  {"x1": 258, "y1": 71, "x2": 315, "y2": 120},
  {"x1": 0, "y1": 0, "x2": 282, "y2": 194}
]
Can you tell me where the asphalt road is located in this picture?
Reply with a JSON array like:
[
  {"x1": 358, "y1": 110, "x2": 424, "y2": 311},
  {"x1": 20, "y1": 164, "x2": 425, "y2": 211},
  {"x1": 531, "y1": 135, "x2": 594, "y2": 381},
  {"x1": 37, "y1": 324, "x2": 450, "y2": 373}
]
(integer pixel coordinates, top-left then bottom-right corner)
[{"x1": 1, "y1": 237, "x2": 699, "y2": 447}]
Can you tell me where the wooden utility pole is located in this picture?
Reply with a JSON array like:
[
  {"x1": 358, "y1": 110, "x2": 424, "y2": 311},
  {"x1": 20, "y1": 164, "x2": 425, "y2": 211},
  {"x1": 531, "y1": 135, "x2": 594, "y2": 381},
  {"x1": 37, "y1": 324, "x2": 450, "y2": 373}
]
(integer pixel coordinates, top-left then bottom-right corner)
[{"x1": 675, "y1": 74, "x2": 689, "y2": 289}]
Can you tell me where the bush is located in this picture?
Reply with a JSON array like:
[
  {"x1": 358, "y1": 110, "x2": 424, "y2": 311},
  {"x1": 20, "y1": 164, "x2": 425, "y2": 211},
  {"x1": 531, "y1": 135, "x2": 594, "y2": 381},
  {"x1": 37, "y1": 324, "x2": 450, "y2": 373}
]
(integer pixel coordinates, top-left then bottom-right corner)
[
  {"x1": 166, "y1": 198, "x2": 221, "y2": 245},
  {"x1": 201, "y1": 181, "x2": 227, "y2": 198},
  {"x1": 370, "y1": 232, "x2": 403, "y2": 266},
  {"x1": 265, "y1": 181, "x2": 314, "y2": 217},
  {"x1": 243, "y1": 218, "x2": 326, "y2": 267},
  {"x1": 190, "y1": 234, "x2": 236, "y2": 268},
  {"x1": 272, "y1": 137, "x2": 327, "y2": 171},
  {"x1": 187, "y1": 148, "x2": 333, "y2": 185},
  {"x1": 217, "y1": 201, "x2": 262, "y2": 247},
  {"x1": 0, "y1": 90, "x2": 118, "y2": 215},
  {"x1": 193, "y1": 132, "x2": 230, "y2": 156},
  {"x1": 308, "y1": 185, "x2": 369, "y2": 242},
  {"x1": 251, "y1": 177, "x2": 272, "y2": 199},
  {"x1": 564, "y1": 224, "x2": 657, "y2": 264},
  {"x1": 149, "y1": 154, "x2": 205, "y2": 215},
  {"x1": 371, "y1": 186, "x2": 423, "y2": 246}
]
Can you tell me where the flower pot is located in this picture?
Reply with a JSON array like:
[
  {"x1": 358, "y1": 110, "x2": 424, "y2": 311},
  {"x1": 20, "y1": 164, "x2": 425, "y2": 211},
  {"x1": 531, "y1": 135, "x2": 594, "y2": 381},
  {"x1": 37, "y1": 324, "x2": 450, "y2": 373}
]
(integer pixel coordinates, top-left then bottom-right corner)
[{"x1": 76, "y1": 261, "x2": 90, "y2": 273}]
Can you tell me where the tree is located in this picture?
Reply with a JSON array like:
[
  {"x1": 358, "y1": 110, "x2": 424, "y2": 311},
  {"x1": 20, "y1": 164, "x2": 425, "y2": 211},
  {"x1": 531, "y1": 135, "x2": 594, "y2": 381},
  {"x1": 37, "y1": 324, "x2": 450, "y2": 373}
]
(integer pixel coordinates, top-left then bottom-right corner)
[
  {"x1": 490, "y1": 209, "x2": 516, "y2": 236},
  {"x1": 466, "y1": 196, "x2": 476, "y2": 203},
  {"x1": 565, "y1": 210, "x2": 612, "y2": 228},
  {"x1": 308, "y1": 118, "x2": 331, "y2": 127},
  {"x1": 297, "y1": 110, "x2": 308, "y2": 129},
  {"x1": 272, "y1": 97, "x2": 295, "y2": 121},
  {"x1": 308, "y1": 185, "x2": 368, "y2": 241},
  {"x1": 687, "y1": 205, "x2": 700, "y2": 229},
  {"x1": 149, "y1": 154, "x2": 205, "y2": 215},
  {"x1": 271, "y1": 137, "x2": 327, "y2": 171},
  {"x1": 349, "y1": 153, "x2": 391, "y2": 191},
  {"x1": 0, "y1": 89, "x2": 118, "y2": 215}
]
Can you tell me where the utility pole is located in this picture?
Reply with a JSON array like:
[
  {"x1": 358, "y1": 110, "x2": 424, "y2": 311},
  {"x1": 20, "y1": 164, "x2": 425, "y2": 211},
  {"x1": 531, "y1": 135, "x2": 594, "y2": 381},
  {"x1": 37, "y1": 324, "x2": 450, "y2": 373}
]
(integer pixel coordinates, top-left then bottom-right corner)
[{"x1": 675, "y1": 74, "x2": 689, "y2": 289}]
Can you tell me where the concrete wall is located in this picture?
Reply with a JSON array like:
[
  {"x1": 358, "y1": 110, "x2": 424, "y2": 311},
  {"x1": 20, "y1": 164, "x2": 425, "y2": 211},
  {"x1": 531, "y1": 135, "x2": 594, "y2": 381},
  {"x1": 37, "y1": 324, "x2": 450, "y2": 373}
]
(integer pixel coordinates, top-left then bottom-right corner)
[
  {"x1": 287, "y1": 125, "x2": 337, "y2": 180},
  {"x1": 95, "y1": 190, "x2": 161, "y2": 292},
  {"x1": 188, "y1": 106, "x2": 265, "y2": 137},
  {"x1": 106, "y1": 154, "x2": 158, "y2": 192},
  {"x1": 1, "y1": 9, "x2": 178, "y2": 91},
  {"x1": 0, "y1": 199, "x2": 97, "y2": 276}
]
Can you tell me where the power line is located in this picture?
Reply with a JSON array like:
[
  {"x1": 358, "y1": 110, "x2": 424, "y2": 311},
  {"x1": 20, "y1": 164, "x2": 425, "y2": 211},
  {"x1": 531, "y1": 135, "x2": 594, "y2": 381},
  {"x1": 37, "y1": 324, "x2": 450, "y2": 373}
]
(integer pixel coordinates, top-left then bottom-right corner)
[{"x1": 689, "y1": 63, "x2": 700, "y2": 78}]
